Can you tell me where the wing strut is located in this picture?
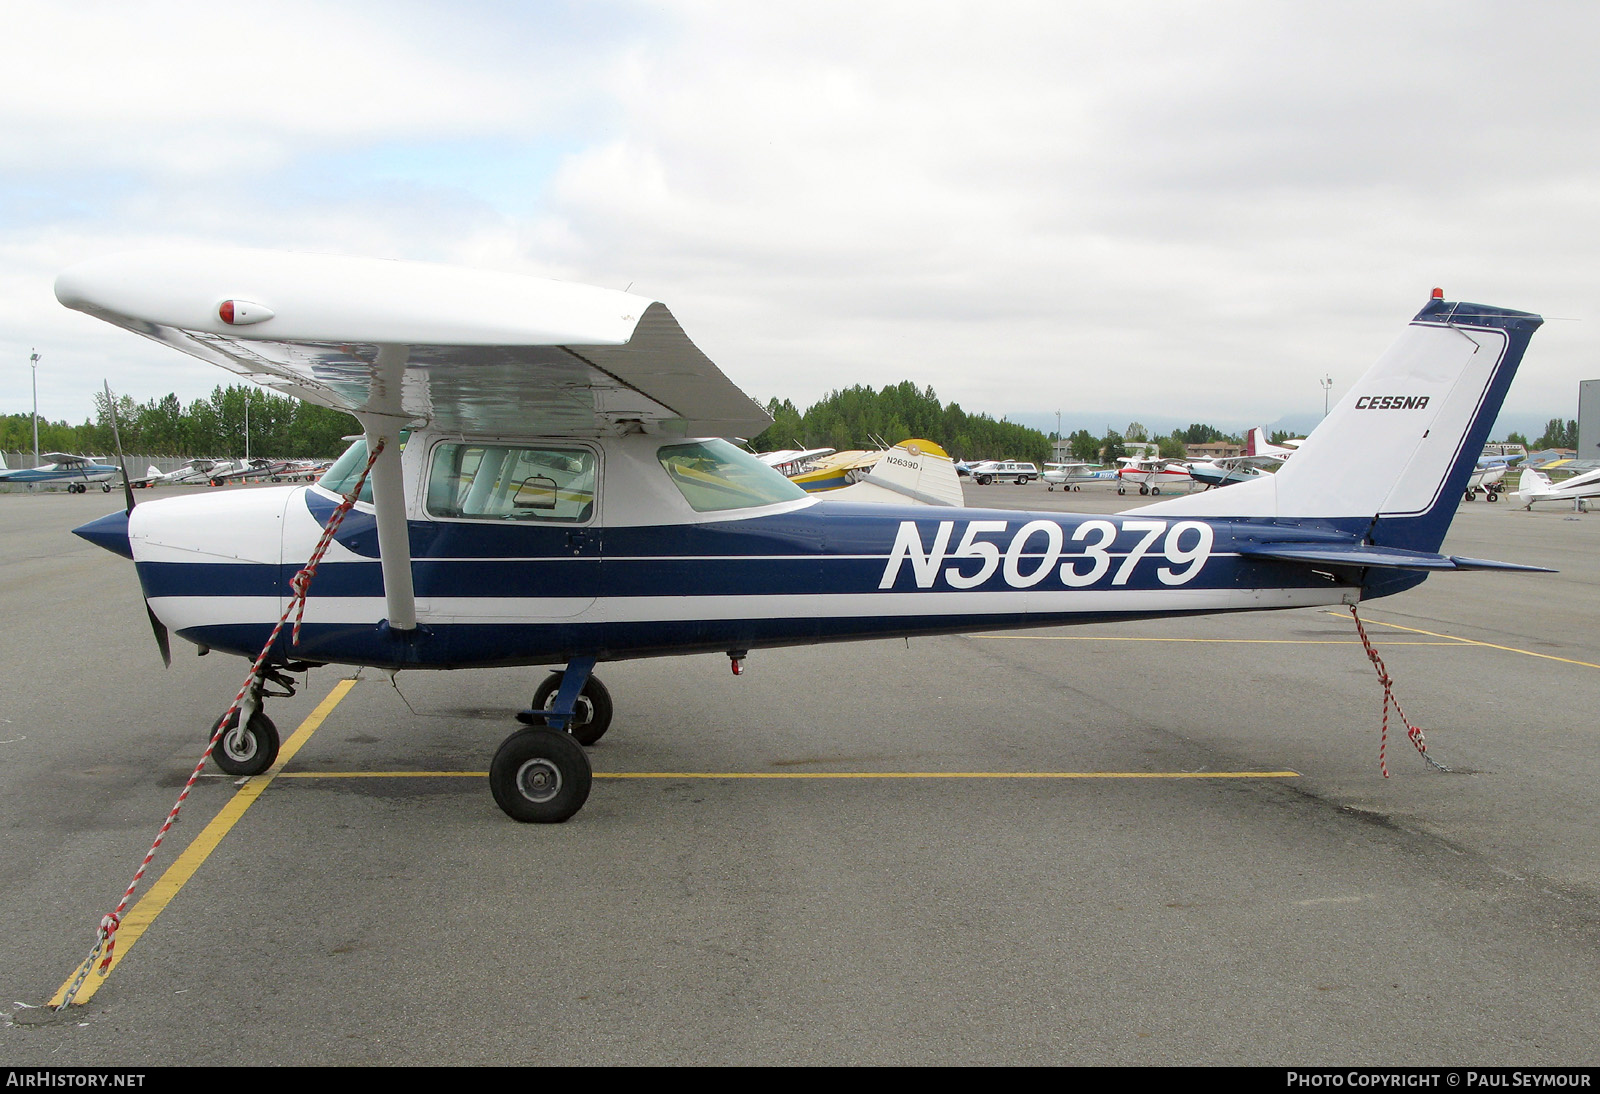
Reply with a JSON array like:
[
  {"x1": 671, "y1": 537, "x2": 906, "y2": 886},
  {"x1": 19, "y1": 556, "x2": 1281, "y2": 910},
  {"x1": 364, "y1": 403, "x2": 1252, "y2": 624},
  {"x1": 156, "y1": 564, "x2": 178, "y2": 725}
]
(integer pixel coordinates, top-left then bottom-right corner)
[{"x1": 360, "y1": 344, "x2": 417, "y2": 633}]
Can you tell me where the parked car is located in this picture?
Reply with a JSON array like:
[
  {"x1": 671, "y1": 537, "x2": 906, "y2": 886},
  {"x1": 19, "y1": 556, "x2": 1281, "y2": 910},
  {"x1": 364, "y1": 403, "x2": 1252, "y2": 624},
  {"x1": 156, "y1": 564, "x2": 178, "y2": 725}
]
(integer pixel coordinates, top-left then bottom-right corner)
[{"x1": 967, "y1": 460, "x2": 1039, "y2": 485}]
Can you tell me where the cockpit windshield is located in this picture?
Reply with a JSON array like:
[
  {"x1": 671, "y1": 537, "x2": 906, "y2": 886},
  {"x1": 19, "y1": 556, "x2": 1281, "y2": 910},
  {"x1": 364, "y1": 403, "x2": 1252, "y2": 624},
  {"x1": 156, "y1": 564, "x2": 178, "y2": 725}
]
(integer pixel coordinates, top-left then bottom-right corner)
[
  {"x1": 657, "y1": 439, "x2": 808, "y2": 512},
  {"x1": 317, "y1": 438, "x2": 375, "y2": 503}
]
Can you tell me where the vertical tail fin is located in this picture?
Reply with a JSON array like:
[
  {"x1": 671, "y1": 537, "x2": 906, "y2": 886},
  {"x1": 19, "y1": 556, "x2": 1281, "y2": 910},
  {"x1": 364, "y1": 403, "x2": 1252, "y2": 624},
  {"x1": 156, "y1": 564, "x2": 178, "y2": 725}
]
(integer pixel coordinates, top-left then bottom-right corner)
[
  {"x1": 1515, "y1": 468, "x2": 1552, "y2": 507},
  {"x1": 1138, "y1": 296, "x2": 1542, "y2": 553}
]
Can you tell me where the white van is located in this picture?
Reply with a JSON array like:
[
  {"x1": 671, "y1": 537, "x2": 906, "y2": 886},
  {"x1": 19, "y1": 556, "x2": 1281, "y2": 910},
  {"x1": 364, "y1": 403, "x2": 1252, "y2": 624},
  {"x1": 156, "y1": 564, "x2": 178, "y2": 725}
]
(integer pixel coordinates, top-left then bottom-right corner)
[{"x1": 968, "y1": 460, "x2": 1039, "y2": 485}]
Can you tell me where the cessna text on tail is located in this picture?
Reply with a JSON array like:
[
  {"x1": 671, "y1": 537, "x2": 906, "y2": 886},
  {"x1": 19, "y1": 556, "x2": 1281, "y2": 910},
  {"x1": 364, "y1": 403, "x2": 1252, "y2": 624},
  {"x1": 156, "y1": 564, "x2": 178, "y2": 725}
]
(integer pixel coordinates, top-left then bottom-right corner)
[{"x1": 58, "y1": 250, "x2": 1548, "y2": 824}]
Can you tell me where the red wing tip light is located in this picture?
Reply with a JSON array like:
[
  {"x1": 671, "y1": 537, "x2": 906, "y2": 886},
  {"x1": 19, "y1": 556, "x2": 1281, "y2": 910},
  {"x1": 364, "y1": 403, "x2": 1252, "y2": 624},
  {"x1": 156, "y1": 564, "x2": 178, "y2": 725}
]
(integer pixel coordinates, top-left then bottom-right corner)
[{"x1": 218, "y1": 299, "x2": 275, "y2": 325}]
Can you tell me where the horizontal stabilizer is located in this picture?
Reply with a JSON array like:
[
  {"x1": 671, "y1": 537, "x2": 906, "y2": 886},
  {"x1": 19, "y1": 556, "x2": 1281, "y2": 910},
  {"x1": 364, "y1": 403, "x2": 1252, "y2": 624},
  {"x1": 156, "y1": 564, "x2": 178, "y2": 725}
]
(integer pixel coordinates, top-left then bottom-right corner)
[{"x1": 1237, "y1": 542, "x2": 1554, "y2": 572}]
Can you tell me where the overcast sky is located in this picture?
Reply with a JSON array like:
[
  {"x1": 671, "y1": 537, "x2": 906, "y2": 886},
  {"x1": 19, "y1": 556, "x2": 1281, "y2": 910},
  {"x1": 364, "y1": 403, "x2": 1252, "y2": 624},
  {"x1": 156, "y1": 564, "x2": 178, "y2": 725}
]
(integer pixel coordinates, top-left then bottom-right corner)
[{"x1": 3, "y1": 0, "x2": 1596, "y2": 437}]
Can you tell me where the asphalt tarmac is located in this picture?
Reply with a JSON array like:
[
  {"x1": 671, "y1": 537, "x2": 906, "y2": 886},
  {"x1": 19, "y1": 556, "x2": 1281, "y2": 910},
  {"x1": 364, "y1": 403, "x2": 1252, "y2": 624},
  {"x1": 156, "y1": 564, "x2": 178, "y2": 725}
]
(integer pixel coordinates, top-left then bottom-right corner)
[{"x1": 2, "y1": 481, "x2": 1598, "y2": 1066}]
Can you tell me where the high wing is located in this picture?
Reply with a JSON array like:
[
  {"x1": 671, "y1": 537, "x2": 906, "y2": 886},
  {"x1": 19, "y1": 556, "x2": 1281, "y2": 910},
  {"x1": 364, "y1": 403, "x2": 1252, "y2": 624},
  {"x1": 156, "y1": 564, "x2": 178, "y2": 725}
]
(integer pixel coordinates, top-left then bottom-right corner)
[
  {"x1": 55, "y1": 248, "x2": 772, "y2": 439},
  {"x1": 40, "y1": 452, "x2": 94, "y2": 468},
  {"x1": 56, "y1": 248, "x2": 773, "y2": 633},
  {"x1": 1201, "y1": 454, "x2": 1284, "y2": 470}
]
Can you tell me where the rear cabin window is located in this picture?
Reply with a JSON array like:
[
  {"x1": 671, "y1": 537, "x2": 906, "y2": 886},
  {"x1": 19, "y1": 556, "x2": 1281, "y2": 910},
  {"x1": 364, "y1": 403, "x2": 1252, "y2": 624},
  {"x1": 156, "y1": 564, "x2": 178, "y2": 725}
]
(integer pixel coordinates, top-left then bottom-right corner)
[
  {"x1": 657, "y1": 439, "x2": 808, "y2": 512},
  {"x1": 426, "y1": 443, "x2": 596, "y2": 523}
]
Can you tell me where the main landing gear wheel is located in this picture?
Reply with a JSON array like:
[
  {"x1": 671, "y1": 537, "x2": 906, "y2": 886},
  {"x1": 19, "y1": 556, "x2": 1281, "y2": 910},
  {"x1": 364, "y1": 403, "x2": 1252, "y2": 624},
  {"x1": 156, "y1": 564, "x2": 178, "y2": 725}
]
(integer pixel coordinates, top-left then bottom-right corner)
[
  {"x1": 210, "y1": 710, "x2": 280, "y2": 776},
  {"x1": 529, "y1": 672, "x2": 614, "y2": 745},
  {"x1": 1487, "y1": 491, "x2": 1499, "y2": 502},
  {"x1": 491, "y1": 728, "x2": 592, "y2": 823},
  {"x1": 1138, "y1": 484, "x2": 1149, "y2": 495}
]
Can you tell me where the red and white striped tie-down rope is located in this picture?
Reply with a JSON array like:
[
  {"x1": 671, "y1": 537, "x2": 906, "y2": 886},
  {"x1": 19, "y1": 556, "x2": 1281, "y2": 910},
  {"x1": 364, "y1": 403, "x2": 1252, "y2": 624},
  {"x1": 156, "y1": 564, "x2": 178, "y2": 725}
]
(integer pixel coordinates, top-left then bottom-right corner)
[
  {"x1": 56, "y1": 441, "x2": 385, "y2": 1010},
  {"x1": 1350, "y1": 604, "x2": 1448, "y2": 777}
]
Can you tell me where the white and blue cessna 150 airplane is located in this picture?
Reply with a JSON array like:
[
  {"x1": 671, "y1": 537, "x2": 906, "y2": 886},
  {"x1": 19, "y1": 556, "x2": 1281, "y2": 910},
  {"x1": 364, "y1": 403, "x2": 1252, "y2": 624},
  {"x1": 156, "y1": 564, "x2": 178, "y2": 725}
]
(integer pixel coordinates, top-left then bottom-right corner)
[{"x1": 59, "y1": 249, "x2": 1548, "y2": 824}]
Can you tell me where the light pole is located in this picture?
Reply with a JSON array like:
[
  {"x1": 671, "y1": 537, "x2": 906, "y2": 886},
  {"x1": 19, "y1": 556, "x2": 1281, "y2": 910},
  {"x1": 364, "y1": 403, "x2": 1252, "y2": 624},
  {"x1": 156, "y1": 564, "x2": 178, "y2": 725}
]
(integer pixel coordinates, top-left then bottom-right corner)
[
  {"x1": 1320, "y1": 374, "x2": 1333, "y2": 418},
  {"x1": 29, "y1": 350, "x2": 40, "y2": 468}
]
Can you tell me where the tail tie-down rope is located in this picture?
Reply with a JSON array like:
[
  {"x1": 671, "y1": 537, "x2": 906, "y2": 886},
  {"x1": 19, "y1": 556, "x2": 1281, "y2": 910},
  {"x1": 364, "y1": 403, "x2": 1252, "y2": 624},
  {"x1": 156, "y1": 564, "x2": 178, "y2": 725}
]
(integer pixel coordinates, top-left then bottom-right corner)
[
  {"x1": 56, "y1": 442, "x2": 384, "y2": 1010},
  {"x1": 1350, "y1": 605, "x2": 1449, "y2": 777}
]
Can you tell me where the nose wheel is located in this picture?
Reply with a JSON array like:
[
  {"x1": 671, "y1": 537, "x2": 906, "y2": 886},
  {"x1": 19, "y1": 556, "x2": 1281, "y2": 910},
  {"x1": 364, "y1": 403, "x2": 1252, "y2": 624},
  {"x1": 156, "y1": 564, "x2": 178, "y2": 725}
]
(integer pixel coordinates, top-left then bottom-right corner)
[
  {"x1": 209, "y1": 709, "x2": 280, "y2": 776},
  {"x1": 207, "y1": 664, "x2": 303, "y2": 777}
]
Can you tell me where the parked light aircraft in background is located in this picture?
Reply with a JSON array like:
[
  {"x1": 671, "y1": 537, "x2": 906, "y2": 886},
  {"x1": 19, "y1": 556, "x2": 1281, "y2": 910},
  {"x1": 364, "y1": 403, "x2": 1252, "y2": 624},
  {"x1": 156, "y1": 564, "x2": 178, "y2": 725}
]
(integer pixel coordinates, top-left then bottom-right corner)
[
  {"x1": 755, "y1": 447, "x2": 835, "y2": 476},
  {"x1": 1246, "y1": 427, "x2": 1301, "y2": 461},
  {"x1": 822, "y1": 439, "x2": 963, "y2": 507},
  {"x1": 59, "y1": 251, "x2": 1550, "y2": 825},
  {"x1": 1042, "y1": 462, "x2": 1107, "y2": 491},
  {"x1": 0, "y1": 452, "x2": 121, "y2": 493},
  {"x1": 1114, "y1": 456, "x2": 1193, "y2": 495},
  {"x1": 1513, "y1": 466, "x2": 1600, "y2": 511},
  {"x1": 1184, "y1": 454, "x2": 1284, "y2": 490},
  {"x1": 130, "y1": 458, "x2": 230, "y2": 488},
  {"x1": 787, "y1": 448, "x2": 878, "y2": 491}
]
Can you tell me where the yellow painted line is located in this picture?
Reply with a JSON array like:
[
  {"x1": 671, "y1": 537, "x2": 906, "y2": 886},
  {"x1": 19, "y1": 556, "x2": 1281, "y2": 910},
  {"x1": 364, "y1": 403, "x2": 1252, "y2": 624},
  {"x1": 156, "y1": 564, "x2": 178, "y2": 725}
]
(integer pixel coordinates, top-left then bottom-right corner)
[
  {"x1": 594, "y1": 771, "x2": 1300, "y2": 780},
  {"x1": 279, "y1": 770, "x2": 485, "y2": 778},
  {"x1": 51, "y1": 677, "x2": 357, "y2": 1007},
  {"x1": 1330, "y1": 611, "x2": 1600, "y2": 670},
  {"x1": 970, "y1": 635, "x2": 1457, "y2": 645},
  {"x1": 278, "y1": 769, "x2": 1299, "y2": 780}
]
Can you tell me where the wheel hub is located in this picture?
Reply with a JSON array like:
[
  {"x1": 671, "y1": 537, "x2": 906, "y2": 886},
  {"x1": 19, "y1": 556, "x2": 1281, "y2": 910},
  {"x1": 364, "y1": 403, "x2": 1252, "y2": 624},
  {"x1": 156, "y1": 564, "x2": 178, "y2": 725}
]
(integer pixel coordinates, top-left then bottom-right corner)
[
  {"x1": 515, "y1": 758, "x2": 563, "y2": 803},
  {"x1": 222, "y1": 725, "x2": 257, "y2": 762}
]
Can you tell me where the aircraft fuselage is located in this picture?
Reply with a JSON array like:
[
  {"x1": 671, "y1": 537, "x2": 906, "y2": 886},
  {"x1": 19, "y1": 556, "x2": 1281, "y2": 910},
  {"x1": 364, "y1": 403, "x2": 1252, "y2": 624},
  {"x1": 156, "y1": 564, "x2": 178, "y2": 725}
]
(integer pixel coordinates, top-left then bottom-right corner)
[{"x1": 104, "y1": 428, "x2": 1368, "y2": 671}]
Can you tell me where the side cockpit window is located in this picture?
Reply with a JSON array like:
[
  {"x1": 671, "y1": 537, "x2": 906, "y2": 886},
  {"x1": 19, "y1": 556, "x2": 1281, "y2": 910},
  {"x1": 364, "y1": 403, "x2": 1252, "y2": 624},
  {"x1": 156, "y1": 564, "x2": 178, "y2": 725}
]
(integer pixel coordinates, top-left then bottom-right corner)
[{"x1": 426, "y1": 443, "x2": 596, "y2": 523}]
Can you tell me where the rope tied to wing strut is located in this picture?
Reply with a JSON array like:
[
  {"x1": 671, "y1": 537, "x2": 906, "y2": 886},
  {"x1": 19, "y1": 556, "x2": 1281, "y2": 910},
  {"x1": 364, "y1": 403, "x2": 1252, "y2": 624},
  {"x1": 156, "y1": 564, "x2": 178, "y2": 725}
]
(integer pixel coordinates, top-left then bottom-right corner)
[
  {"x1": 1350, "y1": 604, "x2": 1448, "y2": 777},
  {"x1": 56, "y1": 441, "x2": 384, "y2": 1010}
]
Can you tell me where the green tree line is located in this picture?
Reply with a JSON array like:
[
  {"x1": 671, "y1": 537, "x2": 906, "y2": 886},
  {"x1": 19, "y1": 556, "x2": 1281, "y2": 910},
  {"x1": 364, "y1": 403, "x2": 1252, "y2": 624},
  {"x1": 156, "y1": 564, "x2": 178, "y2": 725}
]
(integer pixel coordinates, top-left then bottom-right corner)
[
  {"x1": 750, "y1": 381, "x2": 1055, "y2": 466},
  {"x1": 1, "y1": 385, "x2": 358, "y2": 460}
]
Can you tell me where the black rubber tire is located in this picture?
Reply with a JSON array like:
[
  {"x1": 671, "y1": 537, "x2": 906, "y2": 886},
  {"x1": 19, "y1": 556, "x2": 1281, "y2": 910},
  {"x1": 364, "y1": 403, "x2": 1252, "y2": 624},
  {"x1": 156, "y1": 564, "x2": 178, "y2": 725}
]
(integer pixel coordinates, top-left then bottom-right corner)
[
  {"x1": 1139, "y1": 485, "x2": 1149, "y2": 495},
  {"x1": 1151, "y1": 487, "x2": 1162, "y2": 495},
  {"x1": 210, "y1": 710, "x2": 280, "y2": 776},
  {"x1": 531, "y1": 672, "x2": 614, "y2": 746},
  {"x1": 1487, "y1": 492, "x2": 1499, "y2": 502},
  {"x1": 490, "y1": 727, "x2": 592, "y2": 823},
  {"x1": 977, "y1": 475, "x2": 992, "y2": 486}
]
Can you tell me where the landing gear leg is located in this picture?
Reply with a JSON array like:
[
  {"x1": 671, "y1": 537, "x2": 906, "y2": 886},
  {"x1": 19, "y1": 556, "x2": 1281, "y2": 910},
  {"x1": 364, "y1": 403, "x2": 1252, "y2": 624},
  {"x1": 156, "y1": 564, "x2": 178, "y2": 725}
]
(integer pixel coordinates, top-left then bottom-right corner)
[{"x1": 518, "y1": 658, "x2": 613, "y2": 745}]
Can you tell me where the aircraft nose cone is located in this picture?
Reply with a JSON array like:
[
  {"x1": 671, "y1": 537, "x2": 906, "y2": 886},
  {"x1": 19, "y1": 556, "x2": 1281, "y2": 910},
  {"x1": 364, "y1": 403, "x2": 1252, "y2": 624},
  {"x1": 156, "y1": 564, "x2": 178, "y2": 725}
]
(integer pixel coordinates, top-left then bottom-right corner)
[{"x1": 74, "y1": 509, "x2": 133, "y2": 559}]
